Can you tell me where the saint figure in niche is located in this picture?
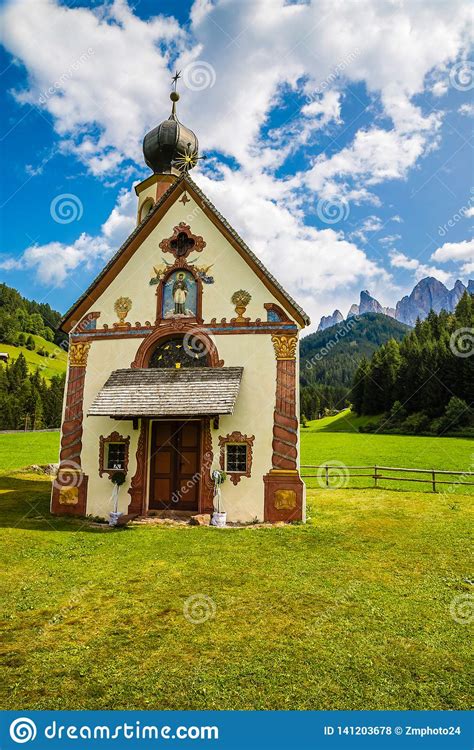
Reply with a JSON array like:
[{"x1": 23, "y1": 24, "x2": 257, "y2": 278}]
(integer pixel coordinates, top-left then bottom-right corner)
[
  {"x1": 173, "y1": 272, "x2": 188, "y2": 314},
  {"x1": 162, "y1": 270, "x2": 197, "y2": 318}
]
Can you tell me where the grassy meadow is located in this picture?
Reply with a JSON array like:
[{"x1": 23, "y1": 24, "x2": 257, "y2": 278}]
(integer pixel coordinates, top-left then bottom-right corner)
[
  {"x1": 0, "y1": 430, "x2": 60, "y2": 471},
  {"x1": 0, "y1": 416, "x2": 472, "y2": 710},
  {"x1": 0, "y1": 471, "x2": 472, "y2": 711},
  {"x1": 301, "y1": 410, "x2": 474, "y2": 494}
]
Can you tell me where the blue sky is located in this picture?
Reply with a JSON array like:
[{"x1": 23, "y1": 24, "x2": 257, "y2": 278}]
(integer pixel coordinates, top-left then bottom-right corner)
[{"x1": 0, "y1": 0, "x2": 473, "y2": 327}]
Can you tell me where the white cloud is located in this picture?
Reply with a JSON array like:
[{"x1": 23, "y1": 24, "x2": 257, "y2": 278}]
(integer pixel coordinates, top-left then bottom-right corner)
[
  {"x1": 349, "y1": 214, "x2": 384, "y2": 243},
  {"x1": 390, "y1": 250, "x2": 453, "y2": 285},
  {"x1": 301, "y1": 90, "x2": 342, "y2": 128},
  {"x1": 458, "y1": 103, "x2": 474, "y2": 116},
  {"x1": 1, "y1": 0, "x2": 472, "y2": 317},
  {"x1": 390, "y1": 252, "x2": 419, "y2": 271},
  {"x1": 1, "y1": 0, "x2": 183, "y2": 174},
  {"x1": 305, "y1": 122, "x2": 440, "y2": 203},
  {"x1": 2, "y1": 187, "x2": 136, "y2": 286},
  {"x1": 379, "y1": 234, "x2": 402, "y2": 246},
  {"x1": 0, "y1": 257, "x2": 23, "y2": 271},
  {"x1": 1, "y1": 0, "x2": 472, "y2": 175},
  {"x1": 431, "y1": 80, "x2": 449, "y2": 97},
  {"x1": 431, "y1": 239, "x2": 474, "y2": 276}
]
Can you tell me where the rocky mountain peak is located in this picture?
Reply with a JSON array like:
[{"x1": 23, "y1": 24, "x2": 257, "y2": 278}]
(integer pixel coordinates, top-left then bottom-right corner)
[
  {"x1": 317, "y1": 310, "x2": 343, "y2": 332},
  {"x1": 318, "y1": 277, "x2": 473, "y2": 331},
  {"x1": 359, "y1": 290, "x2": 384, "y2": 314}
]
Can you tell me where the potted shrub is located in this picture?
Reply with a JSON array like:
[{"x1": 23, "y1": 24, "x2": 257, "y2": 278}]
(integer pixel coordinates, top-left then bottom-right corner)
[
  {"x1": 211, "y1": 469, "x2": 227, "y2": 527},
  {"x1": 109, "y1": 471, "x2": 126, "y2": 526}
]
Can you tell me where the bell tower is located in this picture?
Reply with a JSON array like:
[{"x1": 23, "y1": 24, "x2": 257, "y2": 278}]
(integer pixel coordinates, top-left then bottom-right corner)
[{"x1": 135, "y1": 71, "x2": 199, "y2": 224}]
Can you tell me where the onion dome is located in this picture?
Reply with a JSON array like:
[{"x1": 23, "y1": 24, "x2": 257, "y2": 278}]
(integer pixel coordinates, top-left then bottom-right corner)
[{"x1": 143, "y1": 91, "x2": 199, "y2": 176}]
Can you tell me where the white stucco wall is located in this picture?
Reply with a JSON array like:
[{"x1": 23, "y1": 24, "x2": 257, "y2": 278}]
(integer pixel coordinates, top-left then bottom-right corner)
[
  {"x1": 81, "y1": 333, "x2": 279, "y2": 522},
  {"x1": 90, "y1": 190, "x2": 296, "y2": 328},
  {"x1": 68, "y1": 186, "x2": 303, "y2": 522}
]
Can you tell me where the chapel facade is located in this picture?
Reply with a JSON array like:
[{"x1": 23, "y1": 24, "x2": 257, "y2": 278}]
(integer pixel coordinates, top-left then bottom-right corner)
[{"x1": 51, "y1": 89, "x2": 310, "y2": 523}]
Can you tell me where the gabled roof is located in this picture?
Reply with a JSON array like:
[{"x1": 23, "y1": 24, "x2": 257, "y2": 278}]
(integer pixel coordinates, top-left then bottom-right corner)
[{"x1": 61, "y1": 174, "x2": 310, "y2": 332}]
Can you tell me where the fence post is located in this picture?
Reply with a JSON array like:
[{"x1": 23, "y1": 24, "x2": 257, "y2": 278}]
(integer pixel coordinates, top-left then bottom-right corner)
[
  {"x1": 432, "y1": 470, "x2": 436, "y2": 493},
  {"x1": 325, "y1": 464, "x2": 329, "y2": 487},
  {"x1": 374, "y1": 465, "x2": 378, "y2": 488}
]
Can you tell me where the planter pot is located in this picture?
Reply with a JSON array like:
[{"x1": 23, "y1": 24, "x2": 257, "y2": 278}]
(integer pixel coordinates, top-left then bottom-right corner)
[
  {"x1": 211, "y1": 511, "x2": 227, "y2": 528},
  {"x1": 109, "y1": 511, "x2": 124, "y2": 527}
]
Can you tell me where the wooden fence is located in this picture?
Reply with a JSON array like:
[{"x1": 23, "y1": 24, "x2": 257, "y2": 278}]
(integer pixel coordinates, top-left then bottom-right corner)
[{"x1": 301, "y1": 465, "x2": 474, "y2": 492}]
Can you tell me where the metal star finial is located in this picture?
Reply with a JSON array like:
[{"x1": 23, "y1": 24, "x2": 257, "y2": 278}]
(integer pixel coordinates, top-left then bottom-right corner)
[{"x1": 173, "y1": 142, "x2": 206, "y2": 174}]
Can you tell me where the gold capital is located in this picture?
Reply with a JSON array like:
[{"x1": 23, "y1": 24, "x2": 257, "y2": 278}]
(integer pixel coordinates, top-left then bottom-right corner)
[
  {"x1": 69, "y1": 341, "x2": 90, "y2": 367},
  {"x1": 271, "y1": 334, "x2": 297, "y2": 360}
]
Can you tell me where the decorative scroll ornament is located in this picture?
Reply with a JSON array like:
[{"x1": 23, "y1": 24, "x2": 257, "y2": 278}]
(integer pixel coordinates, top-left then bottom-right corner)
[
  {"x1": 271, "y1": 334, "x2": 297, "y2": 360},
  {"x1": 231, "y1": 290, "x2": 252, "y2": 322},
  {"x1": 114, "y1": 296, "x2": 132, "y2": 327},
  {"x1": 69, "y1": 341, "x2": 90, "y2": 367}
]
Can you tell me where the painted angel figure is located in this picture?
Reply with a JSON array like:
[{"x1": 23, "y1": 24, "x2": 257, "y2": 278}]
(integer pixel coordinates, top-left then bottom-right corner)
[{"x1": 173, "y1": 272, "x2": 188, "y2": 314}]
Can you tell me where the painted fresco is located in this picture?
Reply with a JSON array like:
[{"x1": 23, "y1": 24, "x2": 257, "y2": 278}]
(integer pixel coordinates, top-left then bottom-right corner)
[{"x1": 162, "y1": 270, "x2": 197, "y2": 318}]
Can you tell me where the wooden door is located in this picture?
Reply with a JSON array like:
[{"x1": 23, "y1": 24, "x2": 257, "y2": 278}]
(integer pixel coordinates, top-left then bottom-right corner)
[{"x1": 149, "y1": 421, "x2": 201, "y2": 511}]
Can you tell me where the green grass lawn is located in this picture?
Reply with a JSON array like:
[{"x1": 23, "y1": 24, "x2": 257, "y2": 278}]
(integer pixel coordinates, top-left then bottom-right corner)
[
  {"x1": 302, "y1": 410, "x2": 474, "y2": 494},
  {"x1": 0, "y1": 431, "x2": 60, "y2": 471},
  {"x1": 0, "y1": 472, "x2": 471, "y2": 710},
  {"x1": 0, "y1": 335, "x2": 67, "y2": 381}
]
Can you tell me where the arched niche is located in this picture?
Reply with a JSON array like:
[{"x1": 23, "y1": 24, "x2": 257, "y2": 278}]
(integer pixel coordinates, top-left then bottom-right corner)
[
  {"x1": 148, "y1": 335, "x2": 209, "y2": 368},
  {"x1": 130, "y1": 322, "x2": 223, "y2": 369},
  {"x1": 139, "y1": 198, "x2": 154, "y2": 223},
  {"x1": 155, "y1": 265, "x2": 203, "y2": 324}
]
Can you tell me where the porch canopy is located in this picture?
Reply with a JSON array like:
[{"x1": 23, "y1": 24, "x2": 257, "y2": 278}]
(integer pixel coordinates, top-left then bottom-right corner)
[{"x1": 87, "y1": 367, "x2": 243, "y2": 418}]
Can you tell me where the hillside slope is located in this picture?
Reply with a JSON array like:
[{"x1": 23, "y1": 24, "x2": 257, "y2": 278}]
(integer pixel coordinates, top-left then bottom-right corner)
[
  {"x1": 299, "y1": 313, "x2": 411, "y2": 419},
  {"x1": 0, "y1": 335, "x2": 67, "y2": 381},
  {"x1": 300, "y1": 313, "x2": 410, "y2": 388}
]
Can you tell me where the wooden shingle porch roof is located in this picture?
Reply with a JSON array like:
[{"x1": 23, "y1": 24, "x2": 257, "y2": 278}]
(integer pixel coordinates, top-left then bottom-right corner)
[{"x1": 87, "y1": 366, "x2": 243, "y2": 418}]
